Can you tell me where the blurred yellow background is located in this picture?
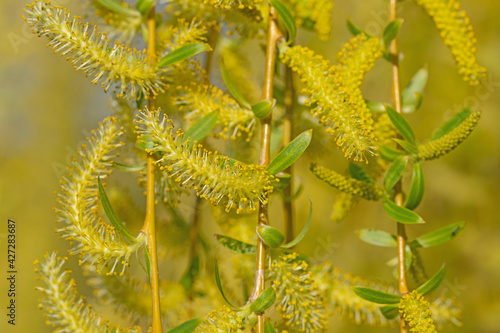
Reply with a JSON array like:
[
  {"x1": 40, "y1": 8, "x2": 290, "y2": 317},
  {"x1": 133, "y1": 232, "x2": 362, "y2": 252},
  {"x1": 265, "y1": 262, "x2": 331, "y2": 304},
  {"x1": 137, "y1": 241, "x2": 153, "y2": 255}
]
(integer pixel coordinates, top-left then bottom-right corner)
[{"x1": 1, "y1": 0, "x2": 499, "y2": 332}]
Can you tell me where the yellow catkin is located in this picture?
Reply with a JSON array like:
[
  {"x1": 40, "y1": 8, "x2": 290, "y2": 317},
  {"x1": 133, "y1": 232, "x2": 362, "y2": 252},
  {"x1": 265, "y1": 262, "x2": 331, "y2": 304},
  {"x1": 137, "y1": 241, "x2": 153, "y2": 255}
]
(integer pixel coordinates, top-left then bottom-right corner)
[
  {"x1": 136, "y1": 109, "x2": 274, "y2": 213},
  {"x1": 289, "y1": 0, "x2": 335, "y2": 40},
  {"x1": 23, "y1": 0, "x2": 166, "y2": 99},
  {"x1": 399, "y1": 291, "x2": 438, "y2": 333},
  {"x1": 417, "y1": 111, "x2": 480, "y2": 160},
  {"x1": 267, "y1": 252, "x2": 328, "y2": 332},
  {"x1": 54, "y1": 117, "x2": 145, "y2": 275},
  {"x1": 311, "y1": 163, "x2": 384, "y2": 201},
  {"x1": 415, "y1": 0, "x2": 486, "y2": 85},
  {"x1": 280, "y1": 45, "x2": 377, "y2": 162},
  {"x1": 35, "y1": 253, "x2": 140, "y2": 333},
  {"x1": 195, "y1": 305, "x2": 244, "y2": 332},
  {"x1": 203, "y1": 0, "x2": 262, "y2": 10}
]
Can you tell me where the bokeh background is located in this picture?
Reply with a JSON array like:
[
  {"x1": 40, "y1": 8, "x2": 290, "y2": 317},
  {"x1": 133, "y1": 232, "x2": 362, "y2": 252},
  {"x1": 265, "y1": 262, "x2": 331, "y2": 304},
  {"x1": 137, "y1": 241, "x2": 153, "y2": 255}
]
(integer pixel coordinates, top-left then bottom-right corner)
[{"x1": 1, "y1": 0, "x2": 499, "y2": 332}]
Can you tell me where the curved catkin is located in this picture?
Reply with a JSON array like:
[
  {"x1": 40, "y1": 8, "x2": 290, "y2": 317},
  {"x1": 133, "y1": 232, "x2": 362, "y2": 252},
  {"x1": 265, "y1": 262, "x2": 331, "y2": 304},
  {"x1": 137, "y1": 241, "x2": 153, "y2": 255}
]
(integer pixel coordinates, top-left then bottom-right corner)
[
  {"x1": 34, "y1": 253, "x2": 140, "y2": 333},
  {"x1": 267, "y1": 252, "x2": 328, "y2": 332},
  {"x1": 195, "y1": 305, "x2": 244, "y2": 332},
  {"x1": 311, "y1": 163, "x2": 384, "y2": 201},
  {"x1": 415, "y1": 0, "x2": 486, "y2": 86},
  {"x1": 135, "y1": 109, "x2": 274, "y2": 213},
  {"x1": 23, "y1": 0, "x2": 167, "y2": 99},
  {"x1": 175, "y1": 84, "x2": 257, "y2": 141},
  {"x1": 55, "y1": 117, "x2": 145, "y2": 275},
  {"x1": 399, "y1": 291, "x2": 437, "y2": 333},
  {"x1": 417, "y1": 111, "x2": 480, "y2": 160},
  {"x1": 280, "y1": 45, "x2": 377, "y2": 162}
]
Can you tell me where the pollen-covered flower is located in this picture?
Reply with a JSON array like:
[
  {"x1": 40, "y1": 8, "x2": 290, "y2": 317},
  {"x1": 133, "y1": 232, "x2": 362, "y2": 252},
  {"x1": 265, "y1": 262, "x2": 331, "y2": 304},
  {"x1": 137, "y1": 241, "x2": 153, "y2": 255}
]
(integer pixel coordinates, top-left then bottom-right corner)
[
  {"x1": 135, "y1": 109, "x2": 274, "y2": 213},
  {"x1": 175, "y1": 84, "x2": 257, "y2": 141},
  {"x1": 34, "y1": 252, "x2": 140, "y2": 333},
  {"x1": 289, "y1": 0, "x2": 335, "y2": 40},
  {"x1": 24, "y1": 0, "x2": 167, "y2": 99},
  {"x1": 195, "y1": 305, "x2": 244, "y2": 332},
  {"x1": 399, "y1": 291, "x2": 437, "y2": 333},
  {"x1": 280, "y1": 45, "x2": 377, "y2": 162},
  {"x1": 204, "y1": 0, "x2": 263, "y2": 10},
  {"x1": 417, "y1": 111, "x2": 480, "y2": 161},
  {"x1": 311, "y1": 163, "x2": 384, "y2": 201},
  {"x1": 55, "y1": 117, "x2": 145, "y2": 275},
  {"x1": 267, "y1": 252, "x2": 327, "y2": 332},
  {"x1": 415, "y1": 0, "x2": 486, "y2": 86}
]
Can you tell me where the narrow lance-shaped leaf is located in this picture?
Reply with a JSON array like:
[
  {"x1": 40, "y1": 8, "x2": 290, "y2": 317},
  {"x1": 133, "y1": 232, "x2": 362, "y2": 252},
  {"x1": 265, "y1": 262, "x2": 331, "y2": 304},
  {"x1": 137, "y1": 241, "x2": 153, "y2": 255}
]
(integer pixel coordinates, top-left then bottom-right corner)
[
  {"x1": 416, "y1": 265, "x2": 446, "y2": 296},
  {"x1": 402, "y1": 66, "x2": 428, "y2": 112},
  {"x1": 353, "y1": 286, "x2": 401, "y2": 304},
  {"x1": 252, "y1": 99, "x2": 276, "y2": 118},
  {"x1": 431, "y1": 107, "x2": 472, "y2": 141},
  {"x1": 264, "y1": 321, "x2": 278, "y2": 333},
  {"x1": 267, "y1": 129, "x2": 312, "y2": 175},
  {"x1": 410, "y1": 221, "x2": 466, "y2": 248},
  {"x1": 346, "y1": 18, "x2": 368, "y2": 37},
  {"x1": 394, "y1": 139, "x2": 418, "y2": 155},
  {"x1": 182, "y1": 111, "x2": 219, "y2": 147},
  {"x1": 214, "y1": 234, "x2": 257, "y2": 254},
  {"x1": 270, "y1": 0, "x2": 296, "y2": 44},
  {"x1": 386, "y1": 105, "x2": 416, "y2": 143},
  {"x1": 281, "y1": 199, "x2": 312, "y2": 248},
  {"x1": 383, "y1": 19, "x2": 403, "y2": 48},
  {"x1": 405, "y1": 162, "x2": 425, "y2": 210},
  {"x1": 136, "y1": 0, "x2": 154, "y2": 15},
  {"x1": 95, "y1": 0, "x2": 139, "y2": 17},
  {"x1": 220, "y1": 58, "x2": 251, "y2": 109},
  {"x1": 157, "y1": 43, "x2": 211, "y2": 68},
  {"x1": 383, "y1": 199, "x2": 425, "y2": 224},
  {"x1": 214, "y1": 259, "x2": 243, "y2": 310},
  {"x1": 349, "y1": 163, "x2": 374, "y2": 184},
  {"x1": 379, "y1": 145, "x2": 404, "y2": 162},
  {"x1": 357, "y1": 229, "x2": 397, "y2": 247},
  {"x1": 97, "y1": 177, "x2": 135, "y2": 241},
  {"x1": 166, "y1": 318, "x2": 204, "y2": 333},
  {"x1": 384, "y1": 155, "x2": 407, "y2": 192}
]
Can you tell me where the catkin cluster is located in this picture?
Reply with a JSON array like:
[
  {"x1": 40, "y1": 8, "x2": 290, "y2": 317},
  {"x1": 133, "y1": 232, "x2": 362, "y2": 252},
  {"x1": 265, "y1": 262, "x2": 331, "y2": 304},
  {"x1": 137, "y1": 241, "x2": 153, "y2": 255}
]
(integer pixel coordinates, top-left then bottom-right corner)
[
  {"x1": 195, "y1": 305, "x2": 244, "y2": 332},
  {"x1": 399, "y1": 291, "x2": 437, "y2": 333}
]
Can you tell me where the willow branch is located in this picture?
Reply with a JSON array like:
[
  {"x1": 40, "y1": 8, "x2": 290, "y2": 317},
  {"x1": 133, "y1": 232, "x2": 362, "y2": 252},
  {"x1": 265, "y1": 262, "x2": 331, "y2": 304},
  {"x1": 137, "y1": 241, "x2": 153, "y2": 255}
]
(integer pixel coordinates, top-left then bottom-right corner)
[{"x1": 140, "y1": 4, "x2": 163, "y2": 333}]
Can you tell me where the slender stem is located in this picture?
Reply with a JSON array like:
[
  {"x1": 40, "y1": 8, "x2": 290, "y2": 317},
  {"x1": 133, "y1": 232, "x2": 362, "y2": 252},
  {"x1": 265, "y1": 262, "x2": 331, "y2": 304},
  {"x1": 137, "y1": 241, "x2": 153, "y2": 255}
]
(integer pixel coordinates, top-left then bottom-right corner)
[
  {"x1": 249, "y1": 5, "x2": 283, "y2": 333},
  {"x1": 282, "y1": 65, "x2": 295, "y2": 243},
  {"x1": 140, "y1": 4, "x2": 163, "y2": 333},
  {"x1": 389, "y1": 1, "x2": 409, "y2": 332}
]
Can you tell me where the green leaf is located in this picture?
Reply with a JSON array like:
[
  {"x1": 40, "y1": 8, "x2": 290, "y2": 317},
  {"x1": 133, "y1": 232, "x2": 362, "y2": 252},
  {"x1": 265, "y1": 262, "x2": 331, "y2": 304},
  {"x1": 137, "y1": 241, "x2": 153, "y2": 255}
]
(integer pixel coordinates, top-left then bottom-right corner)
[
  {"x1": 182, "y1": 111, "x2": 218, "y2": 147},
  {"x1": 410, "y1": 222, "x2": 466, "y2": 248},
  {"x1": 379, "y1": 145, "x2": 404, "y2": 162},
  {"x1": 113, "y1": 162, "x2": 147, "y2": 172},
  {"x1": 384, "y1": 155, "x2": 407, "y2": 192},
  {"x1": 257, "y1": 225, "x2": 285, "y2": 249},
  {"x1": 214, "y1": 259, "x2": 242, "y2": 309},
  {"x1": 357, "y1": 229, "x2": 397, "y2": 247},
  {"x1": 383, "y1": 199, "x2": 425, "y2": 224},
  {"x1": 97, "y1": 177, "x2": 135, "y2": 241},
  {"x1": 405, "y1": 162, "x2": 424, "y2": 210},
  {"x1": 157, "y1": 43, "x2": 211, "y2": 68},
  {"x1": 431, "y1": 107, "x2": 472, "y2": 141},
  {"x1": 402, "y1": 66, "x2": 428, "y2": 111},
  {"x1": 250, "y1": 286, "x2": 276, "y2": 313},
  {"x1": 402, "y1": 93, "x2": 423, "y2": 114},
  {"x1": 380, "y1": 304, "x2": 400, "y2": 320},
  {"x1": 166, "y1": 318, "x2": 204, "y2": 333},
  {"x1": 219, "y1": 58, "x2": 251, "y2": 109},
  {"x1": 281, "y1": 199, "x2": 312, "y2": 248},
  {"x1": 267, "y1": 129, "x2": 312, "y2": 175},
  {"x1": 346, "y1": 18, "x2": 368, "y2": 37},
  {"x1": 383, "y1": 19, "x2": 403, "y2": 48},
  {"x1": 144, "y1": 246, "x2": 151, "y2": 280},
  {"x1": 95, "y1": 0, "x2": 139, "y2": 17},
  {"x1": 349, "y1": 163, "x2": 374, "y2": 184},
  {"x1": 353, "y1": 287, "x2": 401, "y2": 304},
  {"x1": 252, "y1": 99, "x2": 276, "y2": 118},
  {"x1": 264, "y1": 321, "x2": 278, "y2": 333},
  {"x1": 394, "y1": 139, "x2": 418, "y2": 155},
  {"x1": 416, "y1": 265, "x2": 446, "y2": 296},
  {"x1": 270, "y1": 0, "x2": 296, "y2": 44},
  {"x1": 365, "y1": 100, "x2": 386, "y2": 113},
  {"x1": 136, "y1": 0, "x2": 154, "y2": 15},
  {"x1": 214, "y1": 234, "x2": 257, "y2": 254},
  {"x1": 385, "y1": 105, "x2": 415, "y2": 144}
]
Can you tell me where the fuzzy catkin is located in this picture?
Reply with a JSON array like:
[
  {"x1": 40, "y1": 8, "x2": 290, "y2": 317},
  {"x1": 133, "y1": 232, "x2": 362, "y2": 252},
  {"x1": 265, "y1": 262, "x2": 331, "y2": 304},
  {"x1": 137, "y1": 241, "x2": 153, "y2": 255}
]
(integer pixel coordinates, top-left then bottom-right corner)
[
  {"x1": 417, "y1": 111, "x2": 480, "y2": 160},
  {"x1": 415, "y1": 0, "x2": 486, "y2": 85},
  {"x1": 195, "y1": 305, "x2": 244, "y2": 332},
  {"x1": 136, "y1": 109, "x2": 274, "y2": 213},
  {"x1": 54, "y1": 117, "x2": 145, "y2": 275},
  {"x1": 24, "y1": 0, "x2": 167, "y2": 99},
  {"x1": 280, "y1": 45, "x2": 377, "y2": 162},
  {"x1": 399, "y1": 291, "x2": 438, "y2": 333}
]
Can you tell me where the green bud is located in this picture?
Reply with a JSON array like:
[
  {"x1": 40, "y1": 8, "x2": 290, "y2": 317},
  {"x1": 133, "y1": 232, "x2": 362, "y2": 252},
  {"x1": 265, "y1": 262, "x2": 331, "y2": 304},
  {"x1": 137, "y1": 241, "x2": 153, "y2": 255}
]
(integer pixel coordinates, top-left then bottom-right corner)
[
  {"x1": 257, "y1": 225, "x2": 285, "y2": 248},
  {"x1": 250, "y1": 287, "x2": 276, "y2": 313}
]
